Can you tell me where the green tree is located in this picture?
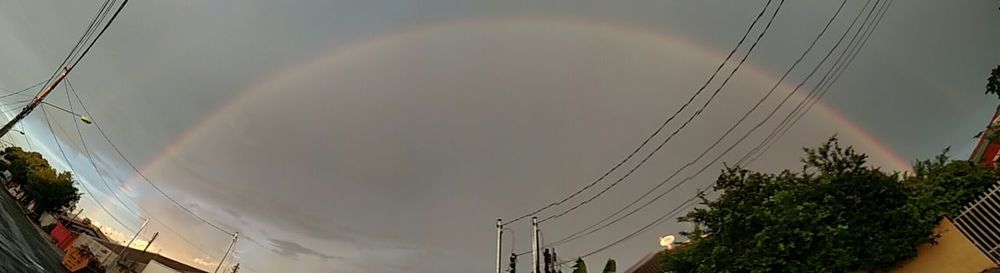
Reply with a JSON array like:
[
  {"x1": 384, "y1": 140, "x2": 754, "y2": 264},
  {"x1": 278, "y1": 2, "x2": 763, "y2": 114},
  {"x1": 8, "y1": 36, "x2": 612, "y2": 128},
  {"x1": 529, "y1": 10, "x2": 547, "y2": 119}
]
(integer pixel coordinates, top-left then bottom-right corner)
[
  {"x1": 572, "y1": 258, "x2": 587, "y2": 273},
  {"x1": 2, "y1": 146, "x2": 81, "y2": 215},
  {"x1": 602, "y1": 259, "x2": 616, "y2": 273},
  {"x1": 24, "y1": 169, "x2": 80, "y2": 215},
  {"x1": 662, "y1": 138, "x2": 998, "y2": 273},
  {"x1": 989, "y1": 65, "x2": 1000, "y2": 99}
]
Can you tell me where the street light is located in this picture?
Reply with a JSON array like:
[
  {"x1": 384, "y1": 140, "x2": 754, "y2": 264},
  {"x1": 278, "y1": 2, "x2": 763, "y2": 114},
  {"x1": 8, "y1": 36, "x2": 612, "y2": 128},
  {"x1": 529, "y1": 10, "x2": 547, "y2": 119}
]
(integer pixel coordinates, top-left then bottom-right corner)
[{"x1": 41, "y1": 102, "x2": 92, "y2": 124}]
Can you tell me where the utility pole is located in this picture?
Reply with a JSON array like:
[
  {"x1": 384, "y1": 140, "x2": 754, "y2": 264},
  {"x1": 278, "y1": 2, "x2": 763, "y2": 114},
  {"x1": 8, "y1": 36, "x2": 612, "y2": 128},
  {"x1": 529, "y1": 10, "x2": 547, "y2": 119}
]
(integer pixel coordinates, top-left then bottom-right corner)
[
  {"x1": 214, "y1": 232, "x2": 239, "y2": 273},
  {"x1": 551, "y1": 248, "x2": 560, "y2": 273},
  {"x1": 72, "y1": 208, "x2": 83, "y2": 220},
  {"x1": 141, "y1": 232, "x2": 159, "y2": 254},
  {"x1": 543, "y1": 249, "x2": 551, "y2": 273},
  {"x1": 532, "y1": 217, "x2": 539, "y2": 273},
  {"x1": 0, "y1": 68, "x2": 70, "y2": 139},
  {"x1": 110, "y1": 218, "x2": 148, "y2": 265},
  {"x1": 509, "y1": 253, "x2": 517, "y2": 273},
  {"x1": 230, "y1": 263, "x2": 240, "y2": 273},
  {"x1": 496, "y1": 219, "x2": 503, "y2": 273}
]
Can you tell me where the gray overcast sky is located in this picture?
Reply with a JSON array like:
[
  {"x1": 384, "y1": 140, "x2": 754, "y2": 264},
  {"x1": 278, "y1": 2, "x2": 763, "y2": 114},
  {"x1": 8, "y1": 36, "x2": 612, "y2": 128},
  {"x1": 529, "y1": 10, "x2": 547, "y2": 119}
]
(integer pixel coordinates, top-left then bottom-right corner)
[{"x1": 0, "y1": 1, "x2": 998, "y2": 272}]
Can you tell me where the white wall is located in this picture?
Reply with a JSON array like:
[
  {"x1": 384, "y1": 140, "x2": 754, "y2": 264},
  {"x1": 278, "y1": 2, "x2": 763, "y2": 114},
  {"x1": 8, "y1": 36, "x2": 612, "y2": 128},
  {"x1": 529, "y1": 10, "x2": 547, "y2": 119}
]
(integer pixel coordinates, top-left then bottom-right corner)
[
  {"x1": 70, "y1": 234, "x2": 118, "y2": 268},
  {"x1": 38, "y1": 212, "x2": 55, "y2": 226},
  {"x1": 142, "y1": 260, "x2": 181, "y2": 273}
]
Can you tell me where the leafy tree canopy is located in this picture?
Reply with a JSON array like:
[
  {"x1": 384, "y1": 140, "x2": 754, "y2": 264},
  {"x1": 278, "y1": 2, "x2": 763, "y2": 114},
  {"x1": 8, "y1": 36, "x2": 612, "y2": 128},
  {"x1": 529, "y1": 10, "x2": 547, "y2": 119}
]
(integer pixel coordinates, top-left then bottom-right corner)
[
  {"x1": 2, "y1": 146, "x2": 80, "y2": 215},
  {"x1": 989, "y1": 65, "x2": 1000, "y2": 98},
  {"x1": 662, "y1": 138, "x2": 997, "y2": 273},
  {"x1": 572, "y1": 258, "x2": 587, "y2": 273},
  {"x1": 602, "y1": 259, "x2": 616, "y2": 273}
]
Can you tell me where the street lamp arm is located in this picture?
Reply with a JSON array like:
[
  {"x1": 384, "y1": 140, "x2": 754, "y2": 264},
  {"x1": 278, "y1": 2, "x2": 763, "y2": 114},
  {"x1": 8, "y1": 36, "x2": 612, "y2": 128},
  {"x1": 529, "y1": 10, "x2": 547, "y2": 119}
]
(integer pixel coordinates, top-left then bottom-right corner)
[{"x1": 41, "y1": 102, "x2": 92, "y2": 124}]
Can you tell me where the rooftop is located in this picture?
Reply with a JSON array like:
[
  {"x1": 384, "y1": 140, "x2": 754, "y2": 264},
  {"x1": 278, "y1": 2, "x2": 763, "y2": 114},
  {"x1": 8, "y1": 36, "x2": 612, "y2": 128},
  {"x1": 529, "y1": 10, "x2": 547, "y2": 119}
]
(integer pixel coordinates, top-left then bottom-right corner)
[{"x1": 94, "y1": 240, "x2": 208, "y2": 273}]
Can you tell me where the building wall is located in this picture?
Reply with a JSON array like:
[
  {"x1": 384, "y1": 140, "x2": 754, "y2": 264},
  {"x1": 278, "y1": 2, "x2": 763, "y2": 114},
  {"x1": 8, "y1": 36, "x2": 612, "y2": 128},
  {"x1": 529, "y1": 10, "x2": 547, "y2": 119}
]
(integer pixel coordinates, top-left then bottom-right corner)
[
  {"x1": 142, "y1": 260, "x2": 181, "y2": 273},
  {"x1": 51, "y1": 223, "x2": 78, "y2": 250},
  {"x1": 70, "y1": 234, "x2": 118, "y2": 268},
  {"x1": 887, "y1": 218, "x2": 997, "y2": 273},
  {"x1": 39, "y1": 212, "x2": 56, "y2": 227}
]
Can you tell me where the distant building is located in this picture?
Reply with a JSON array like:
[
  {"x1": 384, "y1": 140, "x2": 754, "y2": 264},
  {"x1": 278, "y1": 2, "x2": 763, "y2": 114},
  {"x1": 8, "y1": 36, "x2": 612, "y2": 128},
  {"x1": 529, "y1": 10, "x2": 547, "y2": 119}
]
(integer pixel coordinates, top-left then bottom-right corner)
[
  {"x1": 56, "y1": 234, "x2": 209, "y2": 273},
  {"x1": 47, "y1": 214, "x2": 111, "y2": 253},
  {"x1": 624, "y1": 251, "x2": 666, "y2": 273},
  {"x1": 624, "y1": 236, "x2": 690, "y2": 273},
  {"x1": 57, "y1": 215, "x2": 108, "y2": 240},
  {"x1": 94, "y1": 239, "x2": 208, "y2": 273},
  {"x1": 971, "y1": 105, "x2": 1000, "y2": 167},
  {"x1": 69, "y1": 233, "x2": 119, "y2": 269}
]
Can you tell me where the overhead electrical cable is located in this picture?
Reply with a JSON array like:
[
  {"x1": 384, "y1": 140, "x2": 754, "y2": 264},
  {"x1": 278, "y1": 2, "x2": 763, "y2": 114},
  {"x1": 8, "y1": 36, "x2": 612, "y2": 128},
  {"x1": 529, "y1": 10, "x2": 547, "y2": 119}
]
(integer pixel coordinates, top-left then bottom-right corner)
[
  {"x1": 64, "y1": 80, "x2": 229, "y2": 259},
  {"x1": 537, "y1": 0, "x2": 787, "y2": 224},
  {"x1": 501, "y1": 0, "x2": 777, "y2": 225},
  {"x1": 40, "y1": 105, "x2": 137, "y2": 234},
  {"x1": 552, "y1": 0, "x2": 892, "y2": 259},
  {"x1": 544, "y1": 0, "x2": 861, "y2": 249},
  {"x1": 741, "y1": 0, "x2": 894, "y2": 166}
]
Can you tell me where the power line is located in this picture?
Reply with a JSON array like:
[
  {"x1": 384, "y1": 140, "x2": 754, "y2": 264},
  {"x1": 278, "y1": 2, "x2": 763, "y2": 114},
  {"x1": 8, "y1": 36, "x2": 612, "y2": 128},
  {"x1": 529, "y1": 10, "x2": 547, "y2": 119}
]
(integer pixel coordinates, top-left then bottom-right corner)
[
  {"x1": 38, "y1": 0, "x2": 116, "y2": 92},
  {"x1": 539, "y1": 0, "x2": 867, "y2": 251},
  {"x1": 553, "y1": 0, "x2": 892, "y2": 259},
  {"x1": 741, "y1": 0, "x2": 893, "y2": 166},
  {"x1": 66, "y1": 80, "x2": 234, "y2": 235},
  {"x1": 40, "y1": 104, "x2": 137, "y2": 234},
  {"x1": 63, "y1": 79, "x2": 228, "y2": 259},
  {"x1": 0, "y1": 80, "x2": 48, "y2": 101},
  {"x1": 52, "y1": 0, "x2": 112, "y2": 75},
  {"x1": 66, "y1": 0, "x2": 115, "y2": 69},
  {"x1": 504, "y1": 0, "x2": 779, "y2": 226},
  {"x1": 537, "y1": 0, "x2": 786, "y2": 224},
  {"x1": 551, "y1": 0, "x2": 862, "y2": 247},
  {"x1": 19, "y1": 123, "x2": 32, "y2": 151},
  {"x1": 739, "y1": 0, "x2": 886, "y2": 165},
  {"x1": 0, "y1": 104, "x2": 31, "y2": 116},
  {"x1": 560, "y1": 191, "x2": 702, "y2": 263},
  {"x1": 68, "y1": 0, "x2": 129, "y2": 69},
  {"x1": 0, "y1": 0, "x2": 129, "y2": 148}
]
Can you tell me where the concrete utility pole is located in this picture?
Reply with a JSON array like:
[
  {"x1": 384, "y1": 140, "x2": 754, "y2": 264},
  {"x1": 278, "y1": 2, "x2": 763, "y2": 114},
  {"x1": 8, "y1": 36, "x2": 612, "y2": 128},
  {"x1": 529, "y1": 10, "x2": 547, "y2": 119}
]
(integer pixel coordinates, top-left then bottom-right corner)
[
  {"x1": 0, "y1": 68, "x2": 70, "y2": 139},
  {"x1": 111, "y1": 218, "x2": 149, "y2": 265},
  {"x1": 532, "y1": 217, "x2": 539, "y2": 273},
  {"x1": 496, "y1": 219, "x2": 503, "y2": 273},
  {"x1": 214, "y1": 232, "x2": 239, "y2": 273},
  {"x1": 107, "y1": 218, "x2": 155, "y2": 264}
]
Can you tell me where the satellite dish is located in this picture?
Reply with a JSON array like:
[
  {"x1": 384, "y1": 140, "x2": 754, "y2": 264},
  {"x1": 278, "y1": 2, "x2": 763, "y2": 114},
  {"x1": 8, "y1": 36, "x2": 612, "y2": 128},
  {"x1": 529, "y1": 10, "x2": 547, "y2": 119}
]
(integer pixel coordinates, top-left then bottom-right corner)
[{"x1": 659, "y1": 235, "x2": 676, "y2": 249}]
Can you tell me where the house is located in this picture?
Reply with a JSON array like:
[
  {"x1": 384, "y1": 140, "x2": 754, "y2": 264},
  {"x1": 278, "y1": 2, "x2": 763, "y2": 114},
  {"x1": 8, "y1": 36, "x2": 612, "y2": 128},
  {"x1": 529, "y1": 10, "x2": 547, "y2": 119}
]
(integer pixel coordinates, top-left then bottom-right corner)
[
  {"x1": 66, "y1": 233, "x2": 120, "y2": 269},
  {"x1": 624, "y1": 251, "x2": 666, "y2": 273},
  {"x1": 971, "y1": 105, "x2": 1000, "y2": 166},
  {"x1": 95, "y1": 239, "x2": 208, "y2": 273},
  {"x1": 57, "y1": 215, "x2": 108, "y2": 240},
  {"x1": 47, "y1": 214, "x2": 110, "y2": 252},
  {"x1": 58, "y1": 234, "x2": 209, "y2": 273}
]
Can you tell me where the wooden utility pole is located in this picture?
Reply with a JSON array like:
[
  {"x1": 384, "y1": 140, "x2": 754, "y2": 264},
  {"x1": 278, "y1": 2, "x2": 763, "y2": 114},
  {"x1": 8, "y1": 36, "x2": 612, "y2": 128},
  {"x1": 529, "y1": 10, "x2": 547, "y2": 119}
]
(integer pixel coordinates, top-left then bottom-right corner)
[
  {"x1": 141, "y1": 232, "x2": 159, "y2": 254},
  {"x1": 0, "y1": 68, "x2": 70, "y2": 139}
]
